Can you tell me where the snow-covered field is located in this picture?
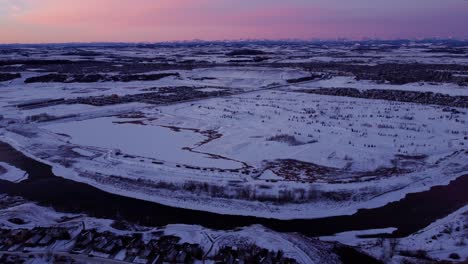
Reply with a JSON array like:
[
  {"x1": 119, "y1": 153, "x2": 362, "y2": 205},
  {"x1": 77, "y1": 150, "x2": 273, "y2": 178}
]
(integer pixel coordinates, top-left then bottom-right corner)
[
  {"x1": 0, "y1": 43, "x2": 467, "y2": 221},
  {"x1": 155, "y1": 89, "x2": 466, "y2": 171},
  {"x1": 9, "y1": 86, "x2": 462, "y2": 219},
  {"x1": 43, "y1": 117, "x2": 241, "y2": 169},
  {"x1": 0, "y1": 43, "x2": 467, "y2": 263}
]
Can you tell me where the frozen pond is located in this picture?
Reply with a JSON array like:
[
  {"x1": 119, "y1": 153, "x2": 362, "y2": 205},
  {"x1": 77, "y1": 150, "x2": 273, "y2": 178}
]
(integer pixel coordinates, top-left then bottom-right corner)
[{"x1": 43, "y1": 117, "x2": 241, "y2": 169}]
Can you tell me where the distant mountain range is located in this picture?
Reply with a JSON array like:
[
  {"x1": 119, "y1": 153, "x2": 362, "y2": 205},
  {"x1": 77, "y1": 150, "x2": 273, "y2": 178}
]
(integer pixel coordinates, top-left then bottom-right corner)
[{"x1": 1, "y1": 38, "x2": 468, "y2": 48}]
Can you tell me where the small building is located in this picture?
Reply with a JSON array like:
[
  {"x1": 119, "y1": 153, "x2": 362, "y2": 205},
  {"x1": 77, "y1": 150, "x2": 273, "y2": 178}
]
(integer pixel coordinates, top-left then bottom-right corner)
[
  {"x1": 25, "y1": 234, "x2": 42, "y2": 246},
  {"x1": 38, "y1": 235, "x2": 53, "y2": 246}
]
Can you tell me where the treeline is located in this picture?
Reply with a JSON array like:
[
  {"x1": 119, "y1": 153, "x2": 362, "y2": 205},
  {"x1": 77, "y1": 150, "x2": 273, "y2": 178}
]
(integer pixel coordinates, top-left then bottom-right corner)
[{"x1": 299, "y1": 88, "x2": 468, "y2": 108}]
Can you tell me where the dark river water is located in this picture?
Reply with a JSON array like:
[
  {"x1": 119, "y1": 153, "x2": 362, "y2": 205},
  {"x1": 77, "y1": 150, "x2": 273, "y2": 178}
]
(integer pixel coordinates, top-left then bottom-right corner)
[{"x1": 0, "y1": 141, "x2": 466, "y2": 237}]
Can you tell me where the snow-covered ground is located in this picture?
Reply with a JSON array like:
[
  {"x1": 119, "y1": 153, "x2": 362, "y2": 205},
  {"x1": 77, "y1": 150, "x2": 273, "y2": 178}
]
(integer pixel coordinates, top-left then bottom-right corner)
[
  {"x1": 1, "y1": 86, "x2": 466, "y2": 219},
  {"x1": 320, "y1": 205, "x2": 468, "y2": 262},
  {"x1": 1, "y1": 43, "x2": 467, "y2": 263},
  {"x1": 1, "y1": 45, "x2": 467, "y2": 219},
  {"x1": 0, "y1": 195, "x2": 351, "y2": 264},
  {"x1": 155, "y1": 89, "x2": 466, "y2": 171},
  {"x1": 43, "y1": 117, "x2": 241, "y2": 169},
  {"x1": 0, "y1": 162, "x2": 28, "y2": 183},
  {"x1": 397, "y1": 205, "x2": 468, "y2": 261}
]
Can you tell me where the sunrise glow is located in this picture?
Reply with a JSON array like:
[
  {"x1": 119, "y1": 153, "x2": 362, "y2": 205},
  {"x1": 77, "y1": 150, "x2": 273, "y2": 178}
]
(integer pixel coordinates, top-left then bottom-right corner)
[{"x1": 0, "y1": 0, "x2": 467, "y2": 43}]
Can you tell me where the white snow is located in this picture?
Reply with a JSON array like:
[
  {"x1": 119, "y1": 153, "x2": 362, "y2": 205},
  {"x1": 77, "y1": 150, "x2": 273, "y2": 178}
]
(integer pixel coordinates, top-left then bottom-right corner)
[
  {"x1": 0, "y1": 44, "x2": 466, "y2": 222},
  {"x1": 43, "y1": 117, "x2": 241, "y2": 169},
  {"x1": 258, "y1": 170, "x2": 283, "y2": 181},
  {"x1": 0, "y1": 162, "x2": 29, "y2": 183},
  {"x1": 320, "y1": 228, "x2": 398, "y2": 246},
  {"x1": 1, "y1": 85, "x2": 466, "y2": 219},
  {"x1": 319, "y1": 206, "x2": 468, "y2": 262},
  {"x1": 398, "y1": 205, "x2": 468, "y2": 261}
]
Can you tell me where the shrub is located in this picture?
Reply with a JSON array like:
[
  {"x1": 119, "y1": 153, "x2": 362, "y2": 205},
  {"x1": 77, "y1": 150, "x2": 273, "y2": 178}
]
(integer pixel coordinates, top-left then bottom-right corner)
[{"x1": 267, "y1": 134, "x2": 304, "y2": 146}]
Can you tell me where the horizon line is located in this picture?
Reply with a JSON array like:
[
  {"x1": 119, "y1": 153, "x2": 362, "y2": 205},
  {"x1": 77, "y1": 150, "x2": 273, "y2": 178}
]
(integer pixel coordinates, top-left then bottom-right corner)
[{"x1": 1, "y1": 37, "x2": 468, "y2": 46}]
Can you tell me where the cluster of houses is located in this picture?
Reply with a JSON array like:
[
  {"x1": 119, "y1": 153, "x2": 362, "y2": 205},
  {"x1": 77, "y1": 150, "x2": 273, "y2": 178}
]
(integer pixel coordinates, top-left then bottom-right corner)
[
  {"x1": 0, "y1": 227, "x2": 70, "y2": 252},
  {"x1": 0, "y1": 225, "x2": 301, "y2": 264},
  {"x1": 0, "y1": 226, "x2": 203, "y2": 264},
  {"x1": 24, "y1": 73, "x2": 180, "y2": 84},
  {"x1": 214, "y1": 245, "x2": 298, "y2": 264},
  {"x1": 67, "y1": 86, "x2": 230, "y2": 107},
  {"x1": 72, "y1": 229, "x2": 203, "y2": 264},
  {"x1": 16, "y1": 86, "x2": 231, "y2": 112},
  {"x1": 0, "y1": 73, "x2": 21, "y2": 82}
]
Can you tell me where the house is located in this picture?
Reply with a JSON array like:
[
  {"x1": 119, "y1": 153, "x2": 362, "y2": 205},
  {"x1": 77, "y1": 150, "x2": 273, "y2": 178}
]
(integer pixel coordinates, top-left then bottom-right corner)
[
  {"x1": 175, "y1": 251, "x2": 187, "y2": 263},
  {"x1": 38, "y1": 235, "x2": 53, "y2": 246},
  {"x1": 94, "y1": 237, "x2": 109, "y2": 251},
  {"x1": 25, "y1": 234, "x2": 42, "y2": 246},
  {"x1": 9, "y1": 229, "x2": 30, "y2": 242}
]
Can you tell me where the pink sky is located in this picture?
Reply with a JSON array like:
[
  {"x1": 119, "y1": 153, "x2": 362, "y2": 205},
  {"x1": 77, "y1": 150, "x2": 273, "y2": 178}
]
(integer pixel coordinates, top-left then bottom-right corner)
[{"x1": 1, "y1": 0, "x2": 467, "y2": 43}]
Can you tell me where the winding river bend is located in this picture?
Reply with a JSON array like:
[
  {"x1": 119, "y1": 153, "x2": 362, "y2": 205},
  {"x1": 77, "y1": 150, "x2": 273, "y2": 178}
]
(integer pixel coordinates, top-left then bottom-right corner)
[{"x1": 0, "y1": 141, "x2": 466, "y2": 237}]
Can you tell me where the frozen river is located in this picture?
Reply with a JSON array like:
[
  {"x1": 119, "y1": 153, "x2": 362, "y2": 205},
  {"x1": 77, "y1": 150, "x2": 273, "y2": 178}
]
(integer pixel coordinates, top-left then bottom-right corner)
[{"x1": 0, "y1": 141, "x2": 467, "y2": 238}]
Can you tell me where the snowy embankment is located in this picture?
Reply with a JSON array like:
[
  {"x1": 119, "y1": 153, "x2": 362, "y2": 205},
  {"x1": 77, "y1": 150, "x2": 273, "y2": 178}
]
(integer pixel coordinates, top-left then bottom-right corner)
[
  {"x1": 0, "y1": 162, "x2": 28, "y2": 183},
  {"x1": 164, "y1": 224, "x2": 341, "y2": 264},
  {"x1": 2, "y1": 128, "x2": 466, "y2": 221},
  {"x1": 319, "y1": 205, "x2": 468, "y2": 262},
  {"x1": 397, "y1": 205, "x2": 468, "y2": 261},
  {"x1": 0, "y1": 195, "x2": 351, "y2": 264}
]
